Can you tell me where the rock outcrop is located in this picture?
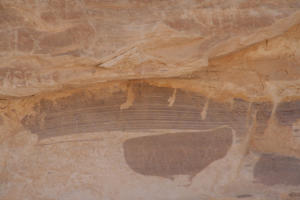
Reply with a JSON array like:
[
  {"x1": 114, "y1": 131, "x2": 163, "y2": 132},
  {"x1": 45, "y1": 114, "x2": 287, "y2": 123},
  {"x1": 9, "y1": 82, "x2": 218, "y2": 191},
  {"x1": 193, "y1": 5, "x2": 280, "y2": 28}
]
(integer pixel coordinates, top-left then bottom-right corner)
[{"x1": 1, "y1": 1, "x2": 300, "y2": 200}]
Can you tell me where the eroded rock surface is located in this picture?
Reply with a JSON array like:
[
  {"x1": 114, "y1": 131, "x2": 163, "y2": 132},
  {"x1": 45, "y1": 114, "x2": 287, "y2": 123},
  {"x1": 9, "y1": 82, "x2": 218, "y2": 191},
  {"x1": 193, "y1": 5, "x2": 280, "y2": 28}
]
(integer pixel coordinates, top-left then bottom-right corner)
[
  {"x1": 21, "y1": 82, "x2": 249, "y2": 139},
  {"x1": 0, "y1": 0, "x2": 300, "y2": 98},
  {"x1": 1, "y1": 1, "x2": 300, "y2": 200}
]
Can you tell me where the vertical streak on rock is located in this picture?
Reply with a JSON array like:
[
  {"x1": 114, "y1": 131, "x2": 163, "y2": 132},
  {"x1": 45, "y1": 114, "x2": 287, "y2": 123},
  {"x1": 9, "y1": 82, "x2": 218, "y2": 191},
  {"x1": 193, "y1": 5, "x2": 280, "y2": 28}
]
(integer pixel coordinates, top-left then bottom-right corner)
[
  {"x1": 201, "y1": 98, "x2": 209, "y2": 120},
  {"x1": 168, "y1": 88, "x2": 177, "y2": 107},
  {"x1": 120, "y1": 83, "x2": 135, "y2": 110}
]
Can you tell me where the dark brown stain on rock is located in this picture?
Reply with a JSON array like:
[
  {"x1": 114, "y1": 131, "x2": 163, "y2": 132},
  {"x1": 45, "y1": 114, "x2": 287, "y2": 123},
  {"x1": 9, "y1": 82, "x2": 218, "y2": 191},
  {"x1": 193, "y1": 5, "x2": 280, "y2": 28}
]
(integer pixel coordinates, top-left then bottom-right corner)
[
  {"x1": 254, "y1": 154, "x2": 300, "y2": 186},
  {"x1": 236, "y1": 194, "x2": 252, "y2": 198},
  {"x1": 123, "y1": 128, "x2": 232, "y2": 179},
  {"x1": 276, "y1": 100, "x2": 300, "y2": 126},
  {"x1": 22, "y1": 81, "x2": 250, "y2": 139},
  {"x1": 288, "y1": 192, "x2": 300, "y2": 200}
]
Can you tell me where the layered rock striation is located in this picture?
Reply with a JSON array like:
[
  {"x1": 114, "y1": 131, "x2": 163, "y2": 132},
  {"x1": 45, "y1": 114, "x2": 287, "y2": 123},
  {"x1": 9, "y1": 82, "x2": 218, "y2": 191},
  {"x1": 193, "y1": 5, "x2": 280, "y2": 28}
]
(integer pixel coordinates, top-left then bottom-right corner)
[{"x1": 1, "y1": 1, "x2": 300, "y2": 200}]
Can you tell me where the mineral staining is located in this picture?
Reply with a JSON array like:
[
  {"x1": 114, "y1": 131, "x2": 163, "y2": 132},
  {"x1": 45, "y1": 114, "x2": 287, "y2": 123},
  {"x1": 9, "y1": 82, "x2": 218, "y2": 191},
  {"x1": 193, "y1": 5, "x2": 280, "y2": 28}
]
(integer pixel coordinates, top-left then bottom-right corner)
[{"x1": 123, "y1": 128, "x2": 232, "y2": 179}]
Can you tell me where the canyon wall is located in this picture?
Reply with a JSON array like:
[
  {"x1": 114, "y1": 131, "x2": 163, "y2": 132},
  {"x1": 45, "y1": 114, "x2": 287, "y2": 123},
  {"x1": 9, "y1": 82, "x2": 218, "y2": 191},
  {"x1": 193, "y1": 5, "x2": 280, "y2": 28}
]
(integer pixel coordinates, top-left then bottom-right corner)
[{"x1": 1, "y1": 1, "x2": 300, "y2": 200}]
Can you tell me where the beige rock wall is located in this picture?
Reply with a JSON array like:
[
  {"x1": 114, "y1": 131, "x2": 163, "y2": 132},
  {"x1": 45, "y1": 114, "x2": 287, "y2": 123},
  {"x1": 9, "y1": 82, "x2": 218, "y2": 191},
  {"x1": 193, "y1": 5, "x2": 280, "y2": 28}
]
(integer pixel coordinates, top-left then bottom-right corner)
[{"x1": 1, "y1": 1, "x2": 300, "y2": 200}]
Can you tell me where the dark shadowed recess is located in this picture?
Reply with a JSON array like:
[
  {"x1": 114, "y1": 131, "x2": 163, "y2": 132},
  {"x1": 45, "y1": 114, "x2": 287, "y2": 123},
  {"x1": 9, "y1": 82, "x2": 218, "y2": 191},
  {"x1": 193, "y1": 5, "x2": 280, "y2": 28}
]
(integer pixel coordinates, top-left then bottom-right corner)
[
  {"x1": 123, "y1": 127, "x2": 232, "y2": 179},
  {"x1": 254, "y1": 154, "x2": 300, "y2": 186},
  {"x1": 22, "y1": 82, "x2": 253, "y2": 139}
]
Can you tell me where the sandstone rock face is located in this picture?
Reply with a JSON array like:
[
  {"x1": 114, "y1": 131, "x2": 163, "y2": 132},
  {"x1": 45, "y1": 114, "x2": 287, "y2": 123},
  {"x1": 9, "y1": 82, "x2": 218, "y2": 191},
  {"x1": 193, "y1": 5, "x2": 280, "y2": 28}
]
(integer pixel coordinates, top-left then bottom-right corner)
[{"x1": 1, "y1": 1, "x2": 300, "y2": 200}]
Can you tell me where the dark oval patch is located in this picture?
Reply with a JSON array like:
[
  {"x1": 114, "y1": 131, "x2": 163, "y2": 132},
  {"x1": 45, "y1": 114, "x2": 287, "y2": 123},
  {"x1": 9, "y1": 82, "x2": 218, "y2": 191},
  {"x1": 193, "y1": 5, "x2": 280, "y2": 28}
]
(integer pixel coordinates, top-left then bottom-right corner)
[
  {"x1": 123, "y1": 128, "x2": 232, "y2": 179},
  {"x1": 236, "y1": 194, "x2": 252, "y2": 198},
  {"x1": 254, "y1": 154, "x2": 300, "y2": 186}
]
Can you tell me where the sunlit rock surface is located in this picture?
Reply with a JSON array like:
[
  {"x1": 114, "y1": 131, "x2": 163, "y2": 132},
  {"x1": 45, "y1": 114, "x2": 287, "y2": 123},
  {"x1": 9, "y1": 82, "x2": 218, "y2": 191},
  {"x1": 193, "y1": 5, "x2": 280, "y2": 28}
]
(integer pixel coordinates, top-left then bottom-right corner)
[{"x1": 1, "y1": 1, "x2": 300, "y2": 200}]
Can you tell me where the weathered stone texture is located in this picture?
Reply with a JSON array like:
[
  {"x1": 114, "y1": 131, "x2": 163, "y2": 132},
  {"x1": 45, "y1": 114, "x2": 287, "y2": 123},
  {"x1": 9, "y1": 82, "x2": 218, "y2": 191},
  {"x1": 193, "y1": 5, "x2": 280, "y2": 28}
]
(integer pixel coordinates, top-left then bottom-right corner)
[
  {"x1": 1, "y1": 0, "x2": 300, "y2": 200},
  {"x1": 21, "y1": 82, "x2": 250, "y2": 139}
]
